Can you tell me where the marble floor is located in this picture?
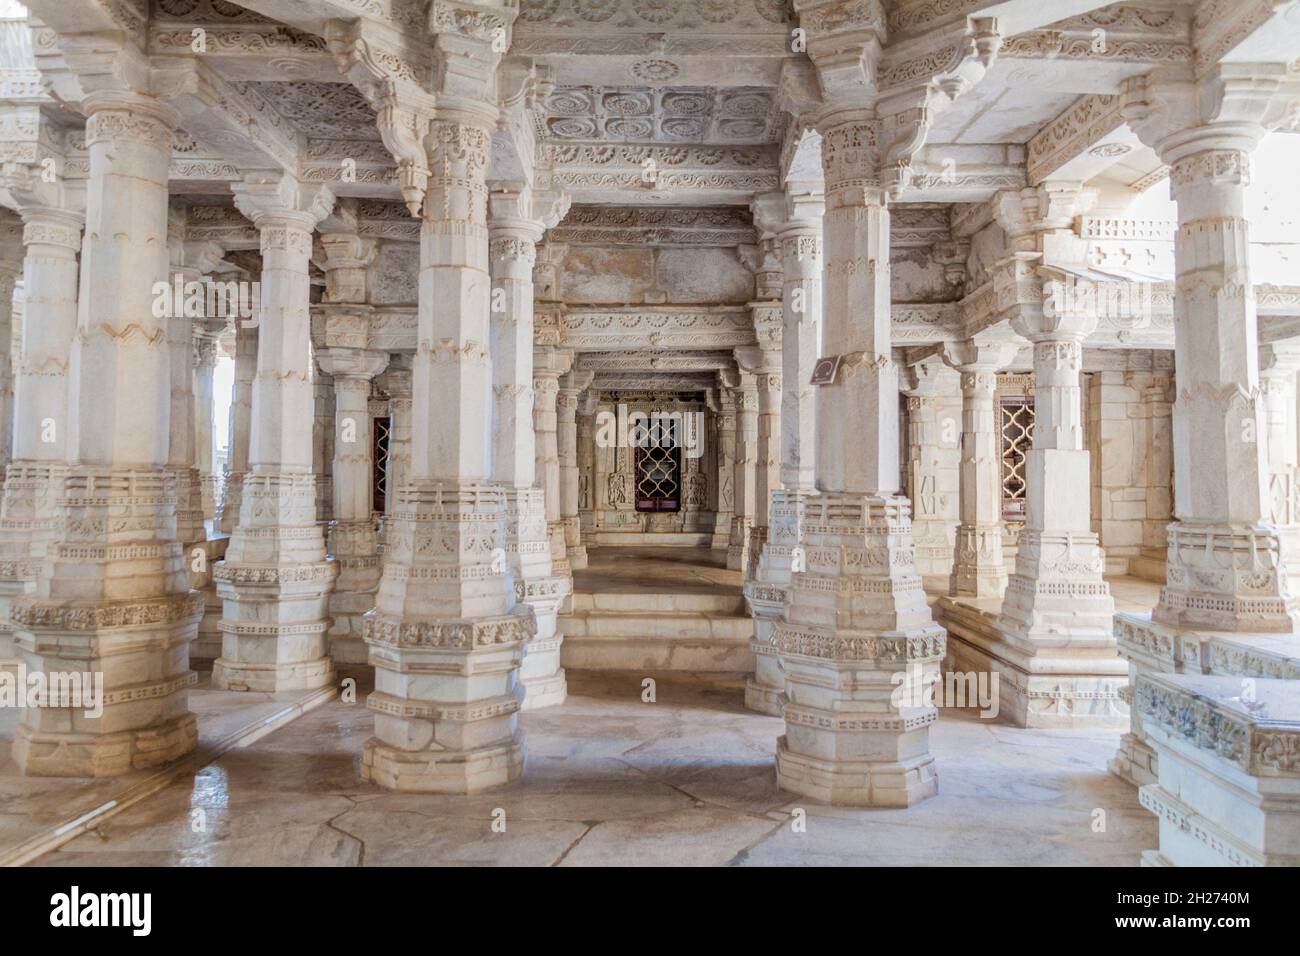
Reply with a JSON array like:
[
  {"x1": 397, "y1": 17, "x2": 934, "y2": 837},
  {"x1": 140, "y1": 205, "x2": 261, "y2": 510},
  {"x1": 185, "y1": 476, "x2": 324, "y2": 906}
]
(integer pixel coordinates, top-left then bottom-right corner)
[
  {"x1": 22, "y1": 671, "x2": 1155, "y2": 867},
  {"x1": 0, "y1": 675, "x2": 334, "y2": 866}
]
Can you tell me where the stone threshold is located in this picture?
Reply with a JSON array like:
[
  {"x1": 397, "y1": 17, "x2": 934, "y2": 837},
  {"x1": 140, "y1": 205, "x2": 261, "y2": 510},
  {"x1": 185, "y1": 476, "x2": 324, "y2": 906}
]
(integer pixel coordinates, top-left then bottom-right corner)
[{"x1": 0, "y1": 678, "x2": 336, "y2": 867}]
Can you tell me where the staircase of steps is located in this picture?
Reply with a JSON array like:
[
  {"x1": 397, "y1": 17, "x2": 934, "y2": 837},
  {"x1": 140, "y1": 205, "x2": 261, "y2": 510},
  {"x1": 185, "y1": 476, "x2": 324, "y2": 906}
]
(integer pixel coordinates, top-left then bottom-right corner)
[{"x1": 559, "y1": 577, "x2": 756, "y2": 675}]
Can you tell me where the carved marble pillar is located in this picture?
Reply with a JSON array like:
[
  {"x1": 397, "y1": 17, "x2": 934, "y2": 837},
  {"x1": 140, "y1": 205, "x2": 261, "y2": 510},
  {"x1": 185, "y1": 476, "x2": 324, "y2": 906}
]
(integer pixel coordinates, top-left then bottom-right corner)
[
  {"x1": 0, "y1": 215, "x2": 16, "y2": 472},
  {"x1": 1155, "y1": 141, "x2": 1294, "y2": 631},
  {"x1": 219, "y1": 310, "x2": 256, "y2": 535},
  {"x1": 727, "y1": 371, "x2": 759, "y2": 571},
  {"x1": 745, "y1": 191, "x2": 823, "y2": 716},
  {"x1": 11, "y1": 93, "x2": 200, "y2": 776},
  {"x1": 163, "y1": 224, "x2": 213, "y2": 551},
  {"x1": 991, "y1": 294, "x2": 1121, "y2": 728},
  {"x1": 380, "y1": 362, "x2": 412, "y2": 516},
  {"x1": 943, "y1": 340, "x2": 1018, "y2": 598},
  {"x1": 709, "y1": 386, "x2": 737, "y2": 554},
  {"x1": 901, "y1": 359, "x2": 961, "y2": 578},
  {"x1": 1112, "y1": 82, "x2": 1300, "y2": 787},
  {"x1": 193, "y1": 324, "x2": 221, "y2": 522},
  {"x1": 1258, "y1": 342, "x2": 1300, "y2": 599},
  {"x1": 558, "y1": 369, "x2": 593, "y2": 571},
  {"x1": 533, "y1": 344, "x2": 572, "y2": 574},
  {"x1": 0, "y1": 203, "x2": 81, "y2": 671},
  {"x1": 774, "y1": 112, "x2": 945, "y2": 807},
  {"x1": 488, "y1": 196, "x2": 569, "y2": 710},
  {"x1": 317, "y1": 348, "x2": 388, "y2": 665},
  {"x1": 362, "y1": 113, "x2": 534, "y2": 794},
  {"x1": 214, "y1": 179, "x2": 338, "y2": 693},
  {"x1": 577, "y1": 391, "x2": 597, "y2": 538},
  {"x1": 313, "y1": 372, "x2": 334, "y2": 524}
]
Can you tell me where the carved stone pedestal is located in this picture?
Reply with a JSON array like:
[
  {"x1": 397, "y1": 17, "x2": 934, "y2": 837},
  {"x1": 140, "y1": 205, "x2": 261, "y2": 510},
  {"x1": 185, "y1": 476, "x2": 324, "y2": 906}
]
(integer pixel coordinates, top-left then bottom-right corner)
[
  {"x1": 1137, "y1": 673, "x2": 1300, "y2": 867},
  {"x1": 362, "y1": 483, "x2": 532, "y2": 793},
  {"x1": 774, "y1": 496, "x2": 945, "y2": 807}
]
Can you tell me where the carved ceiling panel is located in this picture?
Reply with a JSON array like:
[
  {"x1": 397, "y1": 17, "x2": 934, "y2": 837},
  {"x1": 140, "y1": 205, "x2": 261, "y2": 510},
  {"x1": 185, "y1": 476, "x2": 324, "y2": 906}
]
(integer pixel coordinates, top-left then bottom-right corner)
[
  {"x1": 539, "y1": 85, "x2": 781, "y2": 145},
  {"x1": 232, "y1": 81, "x2": 380, "y2": 141}
]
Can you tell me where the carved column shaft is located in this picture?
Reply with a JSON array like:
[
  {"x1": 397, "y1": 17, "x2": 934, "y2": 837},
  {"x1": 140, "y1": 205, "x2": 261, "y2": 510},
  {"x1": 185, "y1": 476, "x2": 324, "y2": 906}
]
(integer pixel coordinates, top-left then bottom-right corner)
[
  {"x1": 945, "y1": 345, "x2": 1014, "y2": 599},
  {"x1": 363, "y1": 114, "x2": 534, "y2": 794},
  {"x1": 193, "y1": 327, "x2": 220, "y2": 521},
  {"x1": 779, "y1": 223, "x2": 821, "y2": 494},
  {"x1": 773, "y1": 113, "x2": 944, "y2": 808},
  {"x1": 727, "y1": 375, "x2": 759, "y2": 571},
  {"x1": 215, "y1": 194, "x2": 336, "y2": 695},
  {"x1": 489, "y1": 210, "x2": 568, "y2": 710},
  {"x1": 10, "y1": 208, "x2": 79, "y2": 463},
  {"x1": 0, "y1": 209, "x2": 81, "y2": 630},
  {"x1": 557, "y1": 373, "x2": 589, "y2": 570},
  {"x1": 901, "y1": 361, "x2": 961, "y2": 578},
  {"x1": 1155, "y1": 139, "x2": 1295, "y2": 632},
  {"x1": 11, "y1": 94, "x2": 199, "y2": 777},
  {"x1": 219, "y1": 315, "x2": 256, "y2": 535},
  {"x1": 488, "y1": 226, "x2": 539, "y2": 490}
]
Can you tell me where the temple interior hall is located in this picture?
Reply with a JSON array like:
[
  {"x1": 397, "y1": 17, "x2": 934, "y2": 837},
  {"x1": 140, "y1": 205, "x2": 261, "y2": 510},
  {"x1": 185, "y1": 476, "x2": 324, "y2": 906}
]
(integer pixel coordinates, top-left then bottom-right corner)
[{"x1": 1, "y1": 0, "x2": 1299, "y2": 869}]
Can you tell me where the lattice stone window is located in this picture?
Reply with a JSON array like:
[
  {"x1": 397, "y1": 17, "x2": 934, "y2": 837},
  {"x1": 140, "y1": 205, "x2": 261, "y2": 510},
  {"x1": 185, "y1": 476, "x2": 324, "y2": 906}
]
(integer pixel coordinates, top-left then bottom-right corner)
[
  {"x1": 372, "y1": 415, "x2": 391, "y2": 514},
  {"x1": 999, "y1": 397, "x2": 1034, "y2": 522},
  {"x1": 635, "y1": 417, "x2": 681, "y2": 513}
]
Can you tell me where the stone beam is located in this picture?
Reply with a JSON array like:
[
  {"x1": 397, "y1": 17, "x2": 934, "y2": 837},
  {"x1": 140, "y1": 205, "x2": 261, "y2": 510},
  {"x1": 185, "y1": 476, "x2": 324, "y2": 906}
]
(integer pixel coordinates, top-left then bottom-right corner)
[
  {"x1": 550, "y1": 205, "x2": 757, "y2": 247},
  {"x1": 509, "y1": 0, "x2": 793, "y2": 87},
  {"x1": 560, "y1": 307, "x2": 757, "y2": 351},
  {"x1": 886, "y1": 0, "x2": 1119, "y2": 41},
  {"x1": 547, "y1": 142, "x2": 780, "y2": 205},
  {"x1": 576, "y1": 350, "x2": 737, "y2": 372},
  {"x1": 146, "y1": 15, "x2": 339, "y2": 83},
  {"x1": 153, "y1": 58, "x2": 303, "y2": 174},
  {"x1": 995, "y1": 4, "x2": 1194, "y2": 94},
  {"x1": 1194, "y1": 0, "x2": 1300, "y2": 75}
]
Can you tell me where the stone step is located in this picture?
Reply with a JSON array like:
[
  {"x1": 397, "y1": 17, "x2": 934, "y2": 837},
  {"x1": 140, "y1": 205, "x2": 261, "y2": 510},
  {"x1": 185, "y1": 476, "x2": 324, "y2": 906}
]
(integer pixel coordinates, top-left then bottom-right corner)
[
  {"x1": 560, "y1": 611, "x2": 754, "y2": 640},
  {"x1": 559, "y1": 605, "x2": 757, "y2": 673},
  {"x1": 567, "y1": 589, "x2": 746, "y2": 615}
]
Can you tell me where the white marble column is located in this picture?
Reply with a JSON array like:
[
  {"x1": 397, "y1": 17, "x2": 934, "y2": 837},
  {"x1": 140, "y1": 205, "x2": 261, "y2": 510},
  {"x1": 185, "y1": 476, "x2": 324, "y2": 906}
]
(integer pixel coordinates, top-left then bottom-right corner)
[
  {"x1": 709, "y1": 386, "x2": 737, "y2": 555},
  {"x1": 193, "y1": 324, "x2": 221, "y2": 522},
  {"x1": 214, "y1": 178, "x2": 338, "y2": 693},
  {"x1": 901, "y1": 359, "x2": 961, "y2": 579},
  {"x1": 533, "y1": 344, "x2": 572, "y2": 574},
  {"x1": 380, "y1": 362, "x2": 411, "y2": 516},
  {"x1": 558, "y1": 369, "x2": 593, "y2": 571},
  {"x1": 1154, "y1": 139, "x2": 1293, "y2": 632},
  {"x1": 164, "y1": 224, "x2": 216, "y2": 551},
  {"x1": 317, "y1": 348, "x2": 388, "y2": 665},
  {"x1": 745, "y1": 190, "x2": 824, "y2": 716},
  {"x1": 0, "y1": 214, "x2": 16, "y2": 473},
  {"x1": 11, "y1": 92, "x2": 200, "y2": 776},
  {"x1": 1113, "y1": 77, "x2": 1300, "y2": 788},
  {"x1": 363, "y1": 113, "x2": 534, "y2": 794},
  {"x1": 1258, "y1": 342, "x2": 1300, "y2": 598},
  {"x1": 219, "y1": 311, "x2": 256, "y2": 535},
  {"x1": 943, "y1": 340, "x2": 1017, "y2": 598},
  {"x1": 0, "y1": 201, "x2": 81, "y2": 671},
  {"x1": 774, "y1": 111, "x2": 945, "y2": 806},
  {"x1": 488, "y1": 192, "x2": 570, "y2": 710},
  {"x1": 993, "y1": 289, "x2": 1121, "y2": 727},
  {"x1": 726, "y1": 371, "x2": 759, "y2": 571}
]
